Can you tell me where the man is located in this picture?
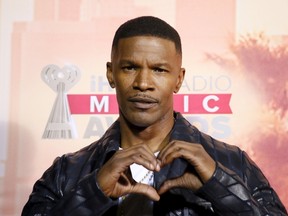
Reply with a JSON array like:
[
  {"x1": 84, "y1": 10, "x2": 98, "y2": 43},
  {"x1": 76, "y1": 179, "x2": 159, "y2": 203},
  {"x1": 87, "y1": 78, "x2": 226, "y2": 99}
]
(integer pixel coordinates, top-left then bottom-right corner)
[{"x1": 22, "y1": 16, "x2": 287, "y2": 215}]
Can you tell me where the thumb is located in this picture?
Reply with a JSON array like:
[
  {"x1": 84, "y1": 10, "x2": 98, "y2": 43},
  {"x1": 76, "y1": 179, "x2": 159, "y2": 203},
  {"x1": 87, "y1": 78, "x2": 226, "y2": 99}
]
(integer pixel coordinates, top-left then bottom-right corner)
[
  {"x1": 132, "y1": 184, "x2": 160, "y2": 201},
  {"x1": 157, "y1": 179, "x2": 177, "y2": 195},
  {"x1": 158, "y1": 173, "x2": 203, "y2": 195}
]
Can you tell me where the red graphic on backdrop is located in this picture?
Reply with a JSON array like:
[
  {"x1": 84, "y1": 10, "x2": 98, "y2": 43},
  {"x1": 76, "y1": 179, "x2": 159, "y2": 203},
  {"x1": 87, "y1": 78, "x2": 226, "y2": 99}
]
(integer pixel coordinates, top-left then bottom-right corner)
[{"x1": 68, "y1": 94, "x2": 232, "y2": 114}]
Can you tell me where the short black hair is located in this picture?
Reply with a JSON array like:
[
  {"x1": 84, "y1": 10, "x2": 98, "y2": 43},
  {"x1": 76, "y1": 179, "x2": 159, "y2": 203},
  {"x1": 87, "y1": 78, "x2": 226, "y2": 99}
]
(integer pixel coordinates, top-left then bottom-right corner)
[{"x1": 111, "y1": 16, "x2": 182, "y2": 55}]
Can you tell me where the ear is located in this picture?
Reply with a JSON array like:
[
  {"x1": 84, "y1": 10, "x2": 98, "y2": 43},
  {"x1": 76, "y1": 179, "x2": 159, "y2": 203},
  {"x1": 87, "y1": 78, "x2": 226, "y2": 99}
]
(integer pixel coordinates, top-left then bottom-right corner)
[
  {"x1": 174, "y1": 68, "x2": 185, "y2": 93},
  {"x1": 106, "y1": 62, "x2": 115, "y2": 88}
]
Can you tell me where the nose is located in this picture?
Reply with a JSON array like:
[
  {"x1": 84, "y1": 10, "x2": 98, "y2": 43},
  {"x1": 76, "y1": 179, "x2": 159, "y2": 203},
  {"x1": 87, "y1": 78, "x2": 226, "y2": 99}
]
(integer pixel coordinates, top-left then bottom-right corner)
[{"x1": 132, "y1": 69, "x2": 154, "y2": 91}]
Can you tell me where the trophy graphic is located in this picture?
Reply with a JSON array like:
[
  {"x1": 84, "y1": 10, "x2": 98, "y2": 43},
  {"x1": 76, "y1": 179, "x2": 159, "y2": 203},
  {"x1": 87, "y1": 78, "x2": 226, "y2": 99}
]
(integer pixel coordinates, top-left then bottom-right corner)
[{"x1": 41, "y1": 64, "x2": 81, "y2": 139}]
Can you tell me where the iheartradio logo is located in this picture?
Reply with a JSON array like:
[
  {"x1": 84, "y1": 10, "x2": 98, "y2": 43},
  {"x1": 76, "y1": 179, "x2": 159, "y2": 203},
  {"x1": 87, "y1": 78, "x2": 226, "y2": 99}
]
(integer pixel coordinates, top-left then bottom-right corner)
[{"x1": 41, "y1": 64, "x2": 81, "y2": 139}]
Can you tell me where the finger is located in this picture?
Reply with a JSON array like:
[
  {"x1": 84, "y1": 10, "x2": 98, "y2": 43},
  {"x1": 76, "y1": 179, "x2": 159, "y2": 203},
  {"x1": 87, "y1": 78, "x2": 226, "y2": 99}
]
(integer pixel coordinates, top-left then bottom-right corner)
[
  {"x1": 157, "y1": 140, "x2": 186, "y2": 159},
  {"x1": 121, "y1": 144, "x2": 160, "y2": 171},
  {"x1": 157, "y1": 140, "x2": 187, "y2": 165},
  {"x1": 158, "y1": 140, "x2": 204, "y2": 166}
]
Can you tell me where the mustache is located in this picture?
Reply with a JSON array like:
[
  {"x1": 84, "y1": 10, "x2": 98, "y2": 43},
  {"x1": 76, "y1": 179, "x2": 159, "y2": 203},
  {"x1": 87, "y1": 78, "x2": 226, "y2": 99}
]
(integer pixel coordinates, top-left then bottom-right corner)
[{"x1": 128, "y1": 93, "x2": 159, "y2": 103}]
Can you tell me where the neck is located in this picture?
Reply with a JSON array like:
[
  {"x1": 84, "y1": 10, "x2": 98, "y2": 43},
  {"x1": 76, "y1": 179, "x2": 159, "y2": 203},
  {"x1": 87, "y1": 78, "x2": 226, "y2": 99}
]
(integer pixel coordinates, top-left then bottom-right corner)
[{"x1": 119, "y1": 114, "x2": 175, "y2": 152}]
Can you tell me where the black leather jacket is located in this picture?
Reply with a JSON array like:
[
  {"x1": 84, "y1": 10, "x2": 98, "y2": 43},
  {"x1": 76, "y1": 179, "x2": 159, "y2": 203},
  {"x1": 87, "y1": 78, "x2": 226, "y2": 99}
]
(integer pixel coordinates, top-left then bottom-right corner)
[{"x1": 22, "y1": 113, "x2": 287, "y2": 215}]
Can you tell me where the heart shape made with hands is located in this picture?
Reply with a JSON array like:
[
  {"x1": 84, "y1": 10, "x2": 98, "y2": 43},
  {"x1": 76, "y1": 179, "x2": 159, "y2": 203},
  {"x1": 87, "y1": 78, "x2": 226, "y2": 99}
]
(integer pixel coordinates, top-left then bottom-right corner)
[{"x1": 41, "y1": 64, "x2": 81, "y2": 92}]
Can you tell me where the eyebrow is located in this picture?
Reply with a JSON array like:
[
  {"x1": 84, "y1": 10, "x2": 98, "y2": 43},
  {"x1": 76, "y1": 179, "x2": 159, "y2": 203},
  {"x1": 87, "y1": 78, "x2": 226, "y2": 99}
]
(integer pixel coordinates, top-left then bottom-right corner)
[
  {"x1": 118, "y1": 59, "x2": 171, "y2": 68},
  {"x1": 118, "y1": 59, "x2": 137, "y2": 65}
]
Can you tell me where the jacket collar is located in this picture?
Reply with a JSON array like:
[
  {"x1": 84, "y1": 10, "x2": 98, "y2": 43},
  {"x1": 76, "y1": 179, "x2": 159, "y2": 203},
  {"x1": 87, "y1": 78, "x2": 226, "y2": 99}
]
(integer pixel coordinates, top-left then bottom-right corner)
[
  {"x1": 100, "y1": 112, "x2": 201, "y2": 152},
  {"x1": 170, "y1": 112, "x2": 201, "y2": 143}
]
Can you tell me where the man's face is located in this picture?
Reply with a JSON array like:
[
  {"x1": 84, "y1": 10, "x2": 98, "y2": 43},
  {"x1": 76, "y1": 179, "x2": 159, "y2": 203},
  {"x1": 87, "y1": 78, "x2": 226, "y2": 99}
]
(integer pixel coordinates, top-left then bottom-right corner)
[{"x1": 107, "y1": 36, "x2": 185, "y2": 128}]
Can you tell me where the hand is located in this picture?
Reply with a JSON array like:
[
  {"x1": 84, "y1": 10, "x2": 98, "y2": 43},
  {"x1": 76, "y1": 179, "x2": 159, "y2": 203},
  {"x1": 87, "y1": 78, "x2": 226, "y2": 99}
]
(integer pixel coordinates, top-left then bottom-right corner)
[
  {"x1": 157, "y1": 140, "x2": 216, "y2": 195},
  {"x1": 97, "y1": 144, "x2": 161, "y2": 201}
]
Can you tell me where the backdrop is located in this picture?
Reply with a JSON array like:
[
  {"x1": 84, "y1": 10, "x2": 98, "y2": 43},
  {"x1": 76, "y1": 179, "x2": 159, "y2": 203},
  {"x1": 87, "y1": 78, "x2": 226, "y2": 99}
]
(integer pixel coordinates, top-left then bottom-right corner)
[{"x1": 1, "y1": 0, "x2": 288, "y2": 215}]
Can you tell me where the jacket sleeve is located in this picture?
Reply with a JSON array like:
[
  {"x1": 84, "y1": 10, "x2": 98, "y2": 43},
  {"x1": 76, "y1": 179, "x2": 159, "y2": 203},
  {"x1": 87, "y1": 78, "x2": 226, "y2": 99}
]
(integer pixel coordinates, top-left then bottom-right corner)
[
  {"x1": 21, "y1": 156, "x2": 117, "y2": 216},
  {"x1": 197, "y1": 154, "x2": 288, "y2": 216}
]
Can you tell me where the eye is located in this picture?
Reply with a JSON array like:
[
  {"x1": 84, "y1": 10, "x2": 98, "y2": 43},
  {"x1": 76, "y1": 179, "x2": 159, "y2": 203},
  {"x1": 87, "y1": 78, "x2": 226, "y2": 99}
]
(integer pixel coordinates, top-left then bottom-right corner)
[
  {"x1": 153, "y1": 67, "x2": 167, "y2": 73},
  {"x1": 122, "y1": 65, "x2": 137, "y2": 72}
]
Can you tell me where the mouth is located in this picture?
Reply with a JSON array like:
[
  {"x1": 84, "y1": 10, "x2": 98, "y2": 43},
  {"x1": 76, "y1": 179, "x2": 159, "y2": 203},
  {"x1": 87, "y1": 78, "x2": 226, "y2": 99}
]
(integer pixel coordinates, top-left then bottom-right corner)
[{"x1": 128, "y1": 94, "x2": 158, "y2": 109}]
